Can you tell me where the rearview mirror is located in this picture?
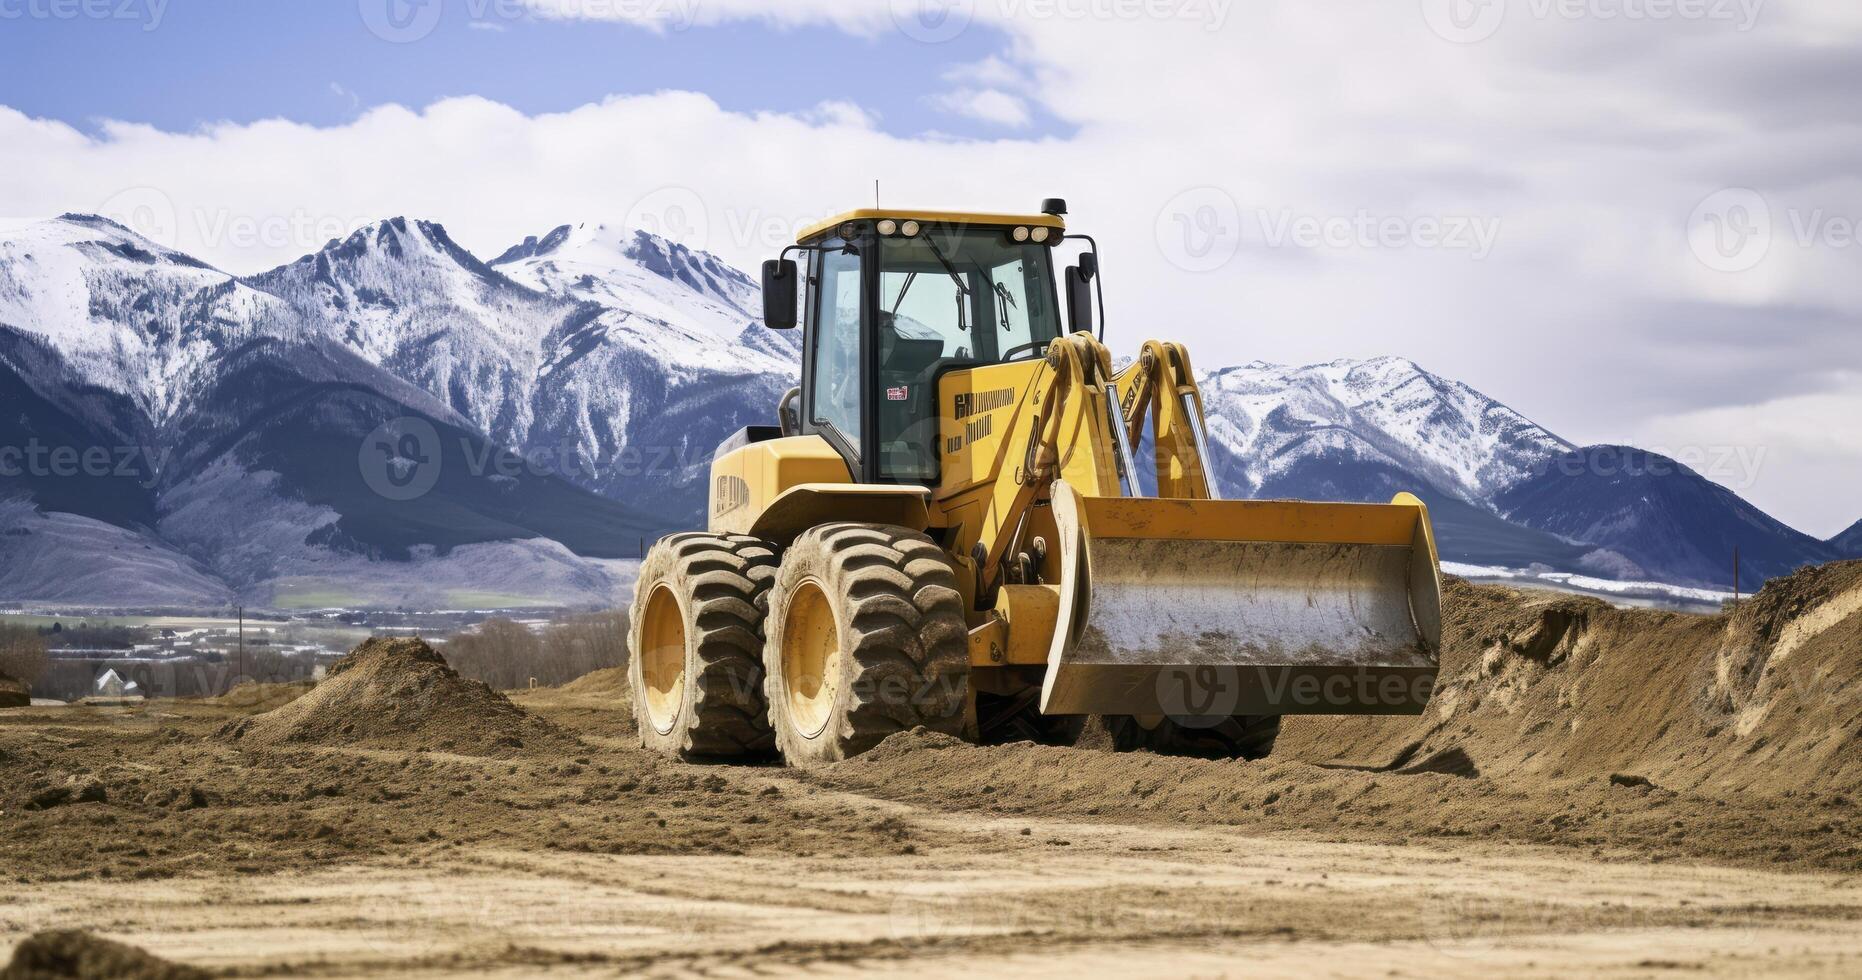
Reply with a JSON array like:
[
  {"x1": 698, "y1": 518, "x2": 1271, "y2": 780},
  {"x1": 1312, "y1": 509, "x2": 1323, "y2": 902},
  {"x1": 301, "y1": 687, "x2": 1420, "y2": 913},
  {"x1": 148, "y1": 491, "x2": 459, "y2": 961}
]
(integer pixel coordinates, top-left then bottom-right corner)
[
  {"x1": 1065, "y1": 260, "x2": 1094, "y2": 336},
  {"x1": 762, "y1": 259, "x2": 798, "y2": 329}
]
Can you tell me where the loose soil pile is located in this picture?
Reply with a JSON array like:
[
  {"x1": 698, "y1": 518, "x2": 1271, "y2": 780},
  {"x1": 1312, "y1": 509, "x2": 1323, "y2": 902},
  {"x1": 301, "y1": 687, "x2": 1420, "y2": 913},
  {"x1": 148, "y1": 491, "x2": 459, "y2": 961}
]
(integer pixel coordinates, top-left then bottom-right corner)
[
  {"x1": 1277, "y1": 560, "x2": 1862, "y2": 796},
  {"x1": 217, "y1": 638, "x2": 575, "y2": 757},
  {"x1": 811, "y1": 562, "x2": 1862, "y2": 871},
  {"x1": 0, "y1": 930, "x2": 206, "y2": 980},
  {"x1": 0, "y1": 671, "x2": 27, "y2": 709}
]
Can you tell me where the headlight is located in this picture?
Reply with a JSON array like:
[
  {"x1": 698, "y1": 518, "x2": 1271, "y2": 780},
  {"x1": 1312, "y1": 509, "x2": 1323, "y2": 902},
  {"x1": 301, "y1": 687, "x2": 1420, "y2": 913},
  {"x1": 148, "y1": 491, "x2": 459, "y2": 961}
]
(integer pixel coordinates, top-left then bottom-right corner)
[
  {"x1": 901, "y1": 220, "x2": 921, "y2": 237},
  {"x1": 1012, "y1": 226, "x2": 1031, "y2": 242},
  {"x1": 1031, "y1": 226, "x2": 1050, "y2": 243},
  {"x1": 877, "y1": 219, "x2": 898, "y2": 236}
]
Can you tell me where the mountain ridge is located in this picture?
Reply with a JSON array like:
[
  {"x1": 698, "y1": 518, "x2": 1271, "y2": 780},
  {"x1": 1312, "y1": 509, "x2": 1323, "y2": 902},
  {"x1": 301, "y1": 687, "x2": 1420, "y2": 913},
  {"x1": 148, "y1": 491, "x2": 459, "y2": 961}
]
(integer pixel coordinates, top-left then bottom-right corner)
[{"x1": 0, "y1": 211, "x2": 1835, "y2": 604}]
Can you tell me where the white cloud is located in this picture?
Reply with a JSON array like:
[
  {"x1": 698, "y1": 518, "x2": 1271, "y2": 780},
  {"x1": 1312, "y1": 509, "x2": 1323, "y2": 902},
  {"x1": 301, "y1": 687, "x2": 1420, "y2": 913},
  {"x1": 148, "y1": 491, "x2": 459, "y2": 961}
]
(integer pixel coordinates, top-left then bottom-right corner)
[
  {"x1": 943, "y1": 55, "x2": 1027, "y2": 89},
  {"x1": 3, "y1": 0, "x2": 1860, "y2": 532},
  {"x1": 928, "y1": 88, "x2": 1031, "y2": 127},
  {"x1": 1632, "y1": 384, "x2": 1862, "y2": 538}
]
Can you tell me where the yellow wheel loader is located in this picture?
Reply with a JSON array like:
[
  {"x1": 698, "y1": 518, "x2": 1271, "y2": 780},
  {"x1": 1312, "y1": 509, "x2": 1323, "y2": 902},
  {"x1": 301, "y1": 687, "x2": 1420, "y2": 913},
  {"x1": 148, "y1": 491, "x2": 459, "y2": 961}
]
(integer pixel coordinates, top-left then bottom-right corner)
[{"x1": 629, "y1": 201, "x2": 1442, "y2": 766}]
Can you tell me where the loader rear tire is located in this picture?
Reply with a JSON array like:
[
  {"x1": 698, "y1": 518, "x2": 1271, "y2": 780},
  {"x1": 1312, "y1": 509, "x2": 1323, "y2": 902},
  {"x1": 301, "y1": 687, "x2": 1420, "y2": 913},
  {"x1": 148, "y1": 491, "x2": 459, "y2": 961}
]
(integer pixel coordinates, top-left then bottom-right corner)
[
  {"x1": 764, "y1": 523, "x2": 970, "y2": 767},
  {"x1": 628, "y1": 532, "x2": 779, "y2": 759},
  {"x1": 1106, "y1": 714, "x2": 1280, "y2": 760}
]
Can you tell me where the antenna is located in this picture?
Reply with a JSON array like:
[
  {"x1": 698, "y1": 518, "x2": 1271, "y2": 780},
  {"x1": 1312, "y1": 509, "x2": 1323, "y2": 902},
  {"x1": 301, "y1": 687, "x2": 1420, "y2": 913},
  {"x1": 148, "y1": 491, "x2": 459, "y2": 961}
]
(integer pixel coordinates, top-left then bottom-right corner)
[{"x1": 875, "y1": 179, "x2": 881, "y2": 209}]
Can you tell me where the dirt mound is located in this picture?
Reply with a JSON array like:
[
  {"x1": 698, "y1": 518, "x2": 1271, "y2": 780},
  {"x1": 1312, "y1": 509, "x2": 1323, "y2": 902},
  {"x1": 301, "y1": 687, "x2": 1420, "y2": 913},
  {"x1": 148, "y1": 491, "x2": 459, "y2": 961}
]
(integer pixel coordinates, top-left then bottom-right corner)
[
  {"x1": 0, "y1": 670, "x2": 27, "y2": 709},
  {"x1": 1278, "y1": 562, "x2": 1862, "y2": 797},
  {"x1": 217, "y1": 637, "x2": 576, "y2": 757},
  {"x1": 553, "y1": 666, "x2": 628, "y2": 697},
  {"x1": 1, "y1": 930, "x2": 206, "y2": 980}
]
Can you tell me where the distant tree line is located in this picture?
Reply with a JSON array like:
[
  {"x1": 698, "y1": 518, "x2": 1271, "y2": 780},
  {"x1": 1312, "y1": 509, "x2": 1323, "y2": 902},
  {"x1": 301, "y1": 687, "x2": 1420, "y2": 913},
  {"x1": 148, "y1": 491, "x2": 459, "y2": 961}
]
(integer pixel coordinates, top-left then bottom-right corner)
[{"x1": 441, "y1": 609, "x2": 629, "y2": 691}]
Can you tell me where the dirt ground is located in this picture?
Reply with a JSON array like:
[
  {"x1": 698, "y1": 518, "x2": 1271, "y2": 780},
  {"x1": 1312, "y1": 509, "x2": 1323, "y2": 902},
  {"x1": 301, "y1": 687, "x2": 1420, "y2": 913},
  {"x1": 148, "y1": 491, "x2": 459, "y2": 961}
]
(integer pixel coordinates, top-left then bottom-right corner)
[{"x1": 2, "y1": 564, "x2": 1860, "y2": 977}]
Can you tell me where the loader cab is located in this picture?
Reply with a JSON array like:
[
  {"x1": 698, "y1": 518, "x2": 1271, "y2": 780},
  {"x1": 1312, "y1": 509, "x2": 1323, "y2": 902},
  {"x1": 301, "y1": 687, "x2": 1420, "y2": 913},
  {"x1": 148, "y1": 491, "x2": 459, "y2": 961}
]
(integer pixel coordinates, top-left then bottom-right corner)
[{"x1": 764, "y1": 210, "x2": 1072, "y2": 485}]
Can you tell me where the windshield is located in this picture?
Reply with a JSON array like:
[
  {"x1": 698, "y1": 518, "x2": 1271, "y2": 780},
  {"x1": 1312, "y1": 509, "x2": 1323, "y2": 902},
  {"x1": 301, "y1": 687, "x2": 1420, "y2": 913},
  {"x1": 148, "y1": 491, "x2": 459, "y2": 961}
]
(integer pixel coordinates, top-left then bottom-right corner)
[{"x1": 875, "y1": 228, "x2": 1061, "y2": 480}]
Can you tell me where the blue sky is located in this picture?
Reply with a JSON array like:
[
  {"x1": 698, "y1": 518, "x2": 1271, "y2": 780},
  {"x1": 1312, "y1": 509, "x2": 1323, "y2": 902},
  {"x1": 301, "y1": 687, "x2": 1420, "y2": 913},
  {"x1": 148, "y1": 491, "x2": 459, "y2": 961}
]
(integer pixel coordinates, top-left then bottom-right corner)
[{"x1": 0, "y1": 0, "x2": 1054, "y2": 138}]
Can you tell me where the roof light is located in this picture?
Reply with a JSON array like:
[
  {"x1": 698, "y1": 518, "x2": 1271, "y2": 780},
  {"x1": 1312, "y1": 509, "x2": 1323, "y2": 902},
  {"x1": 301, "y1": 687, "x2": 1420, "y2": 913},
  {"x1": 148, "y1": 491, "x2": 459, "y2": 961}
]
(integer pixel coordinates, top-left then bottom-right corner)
[
  {"x1": 1030, "y1": 226, "x2": 1051, "y2": 243},
  {"x1": 901, "y1": 220, "x2": 921, "y2": 237},
  {"x1": 877, "y1": 219, "x2": 898, "y2": 236},
  {"x1": 1012, "y1": 226, "x2": 1031, "y2": 242}
]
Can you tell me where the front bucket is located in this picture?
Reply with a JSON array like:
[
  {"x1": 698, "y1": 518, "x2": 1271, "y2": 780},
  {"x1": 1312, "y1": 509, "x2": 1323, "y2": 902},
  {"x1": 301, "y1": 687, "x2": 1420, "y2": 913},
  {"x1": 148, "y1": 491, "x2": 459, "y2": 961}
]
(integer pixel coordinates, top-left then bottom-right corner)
[{"x1": 1040, "y1": 481, "x2": 1442, "y2": 717}]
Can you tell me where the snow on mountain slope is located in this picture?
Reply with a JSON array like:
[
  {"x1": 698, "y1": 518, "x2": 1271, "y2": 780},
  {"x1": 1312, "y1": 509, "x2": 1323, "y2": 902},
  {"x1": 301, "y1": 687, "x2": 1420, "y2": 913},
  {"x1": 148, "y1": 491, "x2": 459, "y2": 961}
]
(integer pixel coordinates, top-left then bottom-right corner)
[
  {"x1": 492, "y1": 223, "x2": 762, "y2": 344},
  {"x1": 0, "y1": 212, "x2": 1834, "y2": 605},
  {"x1": 1200, "y1": 356, "x2": 1573, "y2": 504},
  {"x1": 0, "y1": 215, "x2": 300, "y2": 422},
  {"x1": 249, "y1": 219, "x2": 797, "y2": 520},
  {"x1": 247, "y1": 217, "x2": 562, "y2": 440}
]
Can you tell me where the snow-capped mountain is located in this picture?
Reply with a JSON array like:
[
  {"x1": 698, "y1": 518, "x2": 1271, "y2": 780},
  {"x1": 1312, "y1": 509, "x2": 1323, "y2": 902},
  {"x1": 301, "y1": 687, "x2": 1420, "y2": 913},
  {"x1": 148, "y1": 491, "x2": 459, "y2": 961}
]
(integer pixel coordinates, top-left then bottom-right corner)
[
  {"x1": 491, "y1": 222, "x2": 763, "y2": 344},
  {"x1": 0, "y1": 214, "x2": 295, "y2": 422},
  {"x1": 1196, "y1": 356, "x2": 1838, "y2": 589},
  {"x1": 0, "y1": 216, "x2": 661, "y2": 608},
  {"x1": 252, "y1": 219, "x2": 798, "y2": 519},
  {"x1": 0, "y1": 211, "x2": 1839, "y2": 606},
  {"x1": 1201, "y1": 357, "x2": 1572, "y2": 504}
]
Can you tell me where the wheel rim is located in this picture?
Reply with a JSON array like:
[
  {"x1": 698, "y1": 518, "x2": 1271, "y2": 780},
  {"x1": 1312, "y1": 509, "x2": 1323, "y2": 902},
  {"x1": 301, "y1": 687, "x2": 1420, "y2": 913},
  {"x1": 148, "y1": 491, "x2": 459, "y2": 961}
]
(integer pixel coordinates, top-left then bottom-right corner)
[
  {"x1": 781, "y1": 579, "x2": 841, "y2": 740},
  {"x1": 639, "y1": 584, "x2": 687, "y2": 735}
]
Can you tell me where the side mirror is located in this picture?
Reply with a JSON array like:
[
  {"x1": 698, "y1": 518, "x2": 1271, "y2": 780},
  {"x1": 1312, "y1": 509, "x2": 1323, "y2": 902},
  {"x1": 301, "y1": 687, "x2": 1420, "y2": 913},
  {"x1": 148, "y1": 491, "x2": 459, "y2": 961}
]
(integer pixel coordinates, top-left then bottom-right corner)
[
  {"x1": 1065, "y1": 258, "x2": 1095, "y2": 336},
  {"x1": 761, "y1": 258, "x2": 798, "y2": 329}
]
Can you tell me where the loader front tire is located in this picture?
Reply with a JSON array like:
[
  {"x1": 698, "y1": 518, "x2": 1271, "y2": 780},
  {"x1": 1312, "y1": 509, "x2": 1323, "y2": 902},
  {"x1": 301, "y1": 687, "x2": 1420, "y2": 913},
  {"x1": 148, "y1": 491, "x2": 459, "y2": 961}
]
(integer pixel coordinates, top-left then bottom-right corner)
[
  {"x1": 628, "y1": 532, "x2": 779, "y2": 759},
  {"x1": 764, "y1": 523, "x2": 970, "y2": 767},
  {"x1": 1106, "y1": 714, "x2": 1281, "y2": 760}
]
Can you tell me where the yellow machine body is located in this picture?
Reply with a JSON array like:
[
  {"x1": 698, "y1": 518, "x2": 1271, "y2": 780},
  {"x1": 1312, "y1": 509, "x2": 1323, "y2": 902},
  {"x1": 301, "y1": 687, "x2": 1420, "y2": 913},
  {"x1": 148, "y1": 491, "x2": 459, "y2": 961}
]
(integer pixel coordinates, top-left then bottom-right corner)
[{"x1": 705, "y1": 207, "x2": 1442, "y2": 720}]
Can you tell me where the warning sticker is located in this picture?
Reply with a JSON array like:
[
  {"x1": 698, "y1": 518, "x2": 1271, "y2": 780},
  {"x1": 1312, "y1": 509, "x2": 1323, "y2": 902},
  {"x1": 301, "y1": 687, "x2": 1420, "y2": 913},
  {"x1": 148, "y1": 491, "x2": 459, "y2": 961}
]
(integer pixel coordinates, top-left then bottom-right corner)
[{"x1": 886, "y1": 386, "x2": 909, "y2": 401}]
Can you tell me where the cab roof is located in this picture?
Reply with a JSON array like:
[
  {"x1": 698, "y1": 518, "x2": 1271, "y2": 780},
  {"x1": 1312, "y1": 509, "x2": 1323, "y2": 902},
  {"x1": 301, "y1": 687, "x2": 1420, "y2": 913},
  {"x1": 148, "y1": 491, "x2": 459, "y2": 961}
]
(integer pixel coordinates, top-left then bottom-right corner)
[{"x1": 796, "y1": 208, "x2": 1066, "y2": 243}]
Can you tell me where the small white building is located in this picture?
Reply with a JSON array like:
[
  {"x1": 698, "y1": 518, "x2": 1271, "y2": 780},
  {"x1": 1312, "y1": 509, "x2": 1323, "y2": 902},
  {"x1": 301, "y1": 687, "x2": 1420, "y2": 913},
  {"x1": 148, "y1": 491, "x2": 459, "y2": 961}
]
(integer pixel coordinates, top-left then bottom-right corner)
[{"x1": 94, "y1": 669, "x2": 143, "y2": 698}]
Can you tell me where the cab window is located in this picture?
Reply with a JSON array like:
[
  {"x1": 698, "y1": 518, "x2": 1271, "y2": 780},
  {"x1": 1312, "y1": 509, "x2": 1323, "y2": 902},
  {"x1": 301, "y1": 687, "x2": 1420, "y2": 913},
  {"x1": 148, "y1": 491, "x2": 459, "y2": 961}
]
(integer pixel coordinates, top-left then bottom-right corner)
[
  {"x1": 873, "y1": 228, "x2": 1060, "y2": 481},
  {"x1": 808, "y1": 242, "x2": 864, "y2": 452}
]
